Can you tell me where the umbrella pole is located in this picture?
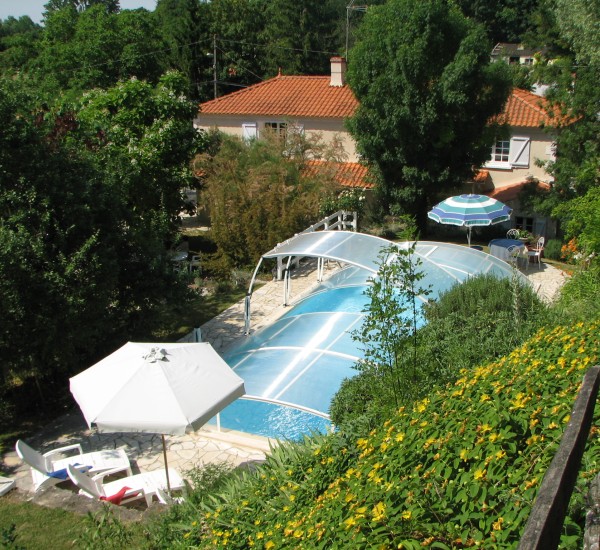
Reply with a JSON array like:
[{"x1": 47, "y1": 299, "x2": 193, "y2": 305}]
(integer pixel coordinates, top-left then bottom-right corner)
[
  {"x1": 467, "y1": 227, "x2": 472, "y2": 247},
  {"x1": 161, "y1": 434, "x2": 172, "y2": 495}
]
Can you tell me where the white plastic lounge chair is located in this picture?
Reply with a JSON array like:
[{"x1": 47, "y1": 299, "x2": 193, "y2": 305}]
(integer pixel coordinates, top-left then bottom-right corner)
[
  {"x1": 0, "y1": 475, "x2": 15, "y2": 496},
  {"x1": 15, "y1": 439, "x2": 132, "y2": 493},
  {"x1": 67, "y1": 463, "x2": 184, "y2": 507}
]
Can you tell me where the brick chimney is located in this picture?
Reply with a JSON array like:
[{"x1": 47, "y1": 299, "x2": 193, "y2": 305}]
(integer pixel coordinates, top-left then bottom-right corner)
[{"x1": 330, "y1": 57, "x2": 347, "y2": 87}]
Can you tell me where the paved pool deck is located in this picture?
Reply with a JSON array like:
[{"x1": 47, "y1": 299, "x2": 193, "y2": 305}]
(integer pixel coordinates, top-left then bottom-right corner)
[{"x1": 0, "y1": 255, "x2": 568, "y2": 504}]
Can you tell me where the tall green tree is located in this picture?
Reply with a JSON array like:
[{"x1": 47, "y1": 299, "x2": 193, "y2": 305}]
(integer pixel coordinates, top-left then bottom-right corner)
[
  {"x1": 34, "y1": 3, "x2": 165, "y2": 97},
  {"x1": 74, "y1": 71, "x2": 202, "y2": 243},
  {"x1": 346, "y1": 0, "x2": 512, "y2": 231},
  {"x1": 454, "y1": 0, "x2": 540, "y2": 43},
  {"x1": 0, "y1": 80, "x2": 123, "y2": 393},
  {"x1": 524, "y1": 0, "x2": 600, "y2": 219},
  {"x1": 0, "y1": 71, "x2": 203, "y2": 403},
  {"x1": 208, "y1": 0, "x2": 266, "y2": 96},
  {"x1": 0, "y1": 16, "x2": 41, "y2": 71},
  {"x1": 154, "y1": 0, "x2": 211, "y2": 100},
  {"x1": 43, "y1": 0, "x2": 120, "y2": 17},
  {"x1": 260, "y1": 0, "x2": 344, "y2": 76}
]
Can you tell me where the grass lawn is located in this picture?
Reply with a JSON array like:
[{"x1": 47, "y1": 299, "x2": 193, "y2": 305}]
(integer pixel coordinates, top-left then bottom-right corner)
[
  {"x1": 0, "y1": 495, "x2": 149, "y2": 548},
  {"x1": 0, "y1": 496, "x2": 90, "y2": 548}
]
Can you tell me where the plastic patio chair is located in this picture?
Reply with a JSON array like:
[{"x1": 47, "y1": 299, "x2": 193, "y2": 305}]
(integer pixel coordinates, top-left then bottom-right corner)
[
  {"x1": 16, "y1": 439, "x2": 132, "y2": 493},
  {"x1": 527, "y1": 237, "x2": 545, "y2": 270},
  {"x1": 506, "y1": 244, "x2": 523, "y2": 269},
  {"x1": 506, "y1": 228, "x2": 520, "y2": 239},
  {"x1": 67, "y1": 463, "x2": 184, "y2": 507},
  {"x1": 189, "y1": 253, "x2": 201, "y2": 273}
]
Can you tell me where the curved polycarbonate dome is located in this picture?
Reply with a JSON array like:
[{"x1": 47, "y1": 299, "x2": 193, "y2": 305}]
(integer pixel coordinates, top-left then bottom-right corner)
[{"x1": 215, "y1": 233, "x2": 528, "y2": 439}]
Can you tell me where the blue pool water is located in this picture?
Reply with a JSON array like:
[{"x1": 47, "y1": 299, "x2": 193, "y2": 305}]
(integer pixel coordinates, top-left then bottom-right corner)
[
  {"x1": 213, "y1": 278, "x2": 372, "y2": 440},
  {"x1": 209, "y1": 399, "x2": 331, "y2": 440}
]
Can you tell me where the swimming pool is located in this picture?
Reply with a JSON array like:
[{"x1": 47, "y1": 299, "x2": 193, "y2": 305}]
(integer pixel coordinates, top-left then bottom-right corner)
[{"x1": 211, "y1": 235, "x2": 525, "y2": 440}]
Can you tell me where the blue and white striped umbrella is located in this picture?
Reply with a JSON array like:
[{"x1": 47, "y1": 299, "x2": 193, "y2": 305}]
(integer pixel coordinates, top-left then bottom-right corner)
[{"x1": 428, "y1": 194, "x2": 512, "y2": 246}]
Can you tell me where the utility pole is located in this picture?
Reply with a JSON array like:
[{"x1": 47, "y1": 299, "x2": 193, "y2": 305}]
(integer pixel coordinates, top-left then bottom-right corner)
[{"x1": 213, "y1": 34, "x2": 217, "y2": 99}]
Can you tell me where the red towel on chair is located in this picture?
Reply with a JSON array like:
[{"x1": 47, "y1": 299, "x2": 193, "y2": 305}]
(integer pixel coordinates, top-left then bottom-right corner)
[{"x1": 100, "y1": 486, "x2": 141, "y2": 505}]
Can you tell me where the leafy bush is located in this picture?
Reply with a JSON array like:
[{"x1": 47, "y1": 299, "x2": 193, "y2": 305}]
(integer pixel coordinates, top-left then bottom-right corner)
[
  {"x1": 149, "y1": 462, "x2": 237, "y2": 548},
  {"x1": 318, "y1": 188, "x2": 368, "y2": 218},
  {"x1": 183, "y1": 321, "x2": 599, "y2": 548},
  {"x1": 81, "y1": 507, "x2": 145, "y2": 549},
  {"x1": 198, "y1": 132, "x2": 343, "y2": 269},
  {"x1": 544, "y1": 238, "x2": 563, "y2": 260},
  {"x1": 332, "y1": 273, "x2": 548, "y2": 435},
  {"x1": 363, "y1": 214, "x2": 418, "y2": 241},
  {"x1": 555, "y1": 263, "x2": 600, "y2": 321}
]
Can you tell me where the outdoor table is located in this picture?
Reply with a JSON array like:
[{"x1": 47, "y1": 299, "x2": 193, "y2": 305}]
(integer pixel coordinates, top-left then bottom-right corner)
[
  {"x1": 169, "y1": 251, "x2": 188, "y2": 262},
  {"x1": 488, "y1": 238, "x2": 527, "y2": 262}
]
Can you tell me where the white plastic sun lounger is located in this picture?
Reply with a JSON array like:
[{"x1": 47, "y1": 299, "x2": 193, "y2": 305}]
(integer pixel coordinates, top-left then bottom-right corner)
[
  {"x1": 68, "y1": 463, "x2": 184, "y2": 507},
  {"x1": 16, "y1": 439, "x2": 132, "y2": 493}
]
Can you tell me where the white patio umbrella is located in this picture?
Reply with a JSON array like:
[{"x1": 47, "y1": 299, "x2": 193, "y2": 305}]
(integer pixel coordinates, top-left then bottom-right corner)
[{"x1": 69, "y1": 341, "x2": 245, "y2": 493}]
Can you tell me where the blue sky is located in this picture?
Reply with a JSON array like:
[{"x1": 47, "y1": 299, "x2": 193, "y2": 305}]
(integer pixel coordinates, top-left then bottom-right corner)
[{"x1": 0, "y1": 1, "x2": 156, "y2": 24}]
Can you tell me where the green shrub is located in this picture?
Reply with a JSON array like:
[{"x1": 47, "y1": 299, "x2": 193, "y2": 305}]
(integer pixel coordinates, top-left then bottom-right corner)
[
  {"x1": 332, "y1": 273, "x2": 548, "y2": 435},
  {"x1": 544, "y1": 238, "x2": 563, "y2": 260},
  {"x1": 148, "y1": 462, "x2": 237, "y2": 548},
  {"x1": 555, "y1": 263, "x2": 600, "y2": 321},
  {"x1": 81, "y1": 507, "x2": 145, "y2": 549},
  {"x1": 200, "y1": 132, "x2": 341, "y2": 268},
  {"x1": 318, "y1": 188, "x2": 368, "y2": 218}
]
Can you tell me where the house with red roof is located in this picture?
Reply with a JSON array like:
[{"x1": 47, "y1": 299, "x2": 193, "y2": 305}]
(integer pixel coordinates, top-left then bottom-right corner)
[
  {"x1": 195, "y1": 58, "x2": 369, "y2": 188},
  {"x1": 195, "y1": 57, "x2": 560, "y2": 235}
]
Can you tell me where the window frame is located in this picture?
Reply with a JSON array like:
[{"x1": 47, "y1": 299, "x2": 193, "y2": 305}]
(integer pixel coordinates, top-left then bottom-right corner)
[
  {"x1": 242, "y1": 122, "x2": 258, "y2": 141},
  {"x1": 263, "y1": 121, "x2": 288, "y2": 138}
]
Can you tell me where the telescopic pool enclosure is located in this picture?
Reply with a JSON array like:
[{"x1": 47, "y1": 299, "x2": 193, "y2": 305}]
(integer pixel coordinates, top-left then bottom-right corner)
[{"x1": 213, "y1": 230, "x2": 527, "y2": 440}]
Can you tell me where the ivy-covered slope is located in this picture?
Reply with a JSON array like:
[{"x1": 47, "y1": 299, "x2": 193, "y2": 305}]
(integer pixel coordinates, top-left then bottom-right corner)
[{"x1": 187, "y1": 322, "x2": 600, "y2": 549}]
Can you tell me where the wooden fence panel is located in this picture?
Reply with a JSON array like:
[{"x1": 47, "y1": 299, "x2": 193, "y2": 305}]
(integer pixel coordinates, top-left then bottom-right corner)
[{"x1": 518, "y1": 365, "x2": 600, "y2": 549}]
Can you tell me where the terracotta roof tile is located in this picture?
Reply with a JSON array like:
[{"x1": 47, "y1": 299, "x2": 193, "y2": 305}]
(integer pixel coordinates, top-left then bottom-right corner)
[
  {"x1": 304, "y1": 160, "x2": 373, "y2": 189},
  {"x1": 487, "y1": 179, "x2": 551, "y2": 202},
  {"x1": 496, "y1": 88, "x2": 559, "y2": 128},
  {"x1": 199, "y1": 82, "x2": 561, "y2": 130},
  {"x1": 199, "y1": 75, "x2": 358, "y2": 119}
]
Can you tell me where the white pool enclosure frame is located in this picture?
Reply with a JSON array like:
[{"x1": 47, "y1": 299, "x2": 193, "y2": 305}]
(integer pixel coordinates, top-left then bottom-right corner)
[{"x1": 244, "y1": 229, "x2": 526, "y2": 335}]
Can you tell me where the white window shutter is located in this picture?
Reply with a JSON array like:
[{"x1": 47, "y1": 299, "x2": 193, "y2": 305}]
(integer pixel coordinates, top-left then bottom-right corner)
[
  {"x1": 533, "y1": 218, "x2": 546, "y2": 236},
  {"x1": 242, "y1": 123, "x2": 257, "y2": 141},
  {"x1": 545, "y1": 141, "x2": 557, "y2": 161},
  {"x1": 289, "y1": 123, "x2": 304, "y2": 135},
  {"x1": 509, "y1": 137, "x2": 530, "y2": 167}
]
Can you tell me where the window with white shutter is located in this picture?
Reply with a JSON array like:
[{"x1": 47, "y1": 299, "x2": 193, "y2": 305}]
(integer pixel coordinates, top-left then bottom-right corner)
[{"x1": 486, "y1": 136, "x2": 531, "y2": 169}]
